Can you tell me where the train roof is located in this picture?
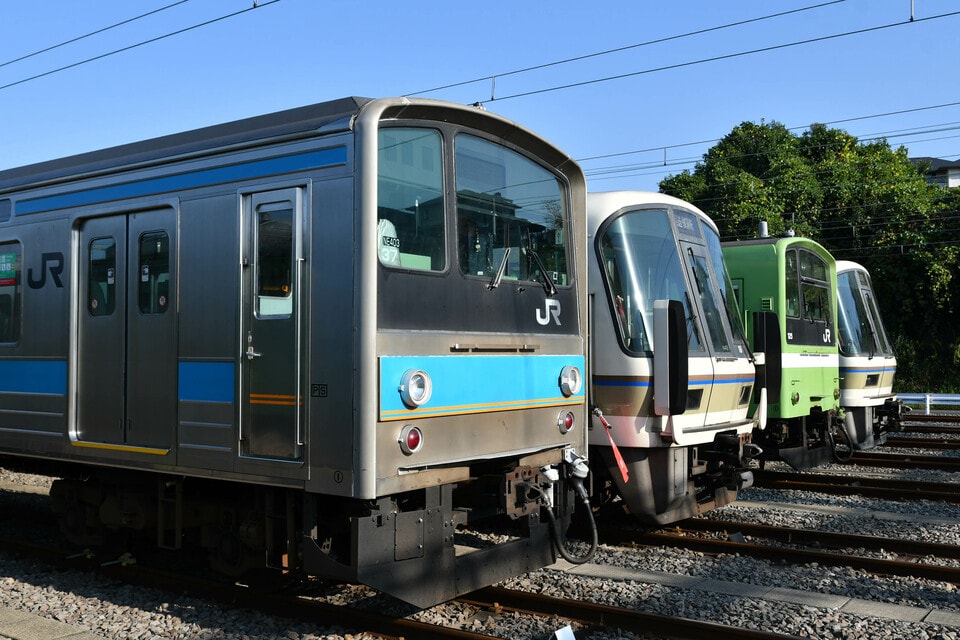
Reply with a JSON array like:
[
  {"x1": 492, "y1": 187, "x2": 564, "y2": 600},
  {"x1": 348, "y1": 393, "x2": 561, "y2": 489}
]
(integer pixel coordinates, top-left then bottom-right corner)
[
  {"x1": 721, "y1": 234, "x2": 827, "y2": 250},
  {"x1": 586, "y1": 190, "x2": 718, "y2": 233},
  {"x1": 0, "y1": 96, "x2": 372, "y2": 192},
  {"x1": 835, "y1": 260, "x2": 866, "y2": 274},
  {"x1": 1, "y1": 96, "x2": 583, "y2": 199}
]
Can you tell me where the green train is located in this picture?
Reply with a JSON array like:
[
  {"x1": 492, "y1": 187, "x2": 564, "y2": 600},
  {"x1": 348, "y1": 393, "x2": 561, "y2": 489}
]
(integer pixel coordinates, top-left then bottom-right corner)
[{"x1": 722, "y1": 232, "x2": 841, "y2": 469}]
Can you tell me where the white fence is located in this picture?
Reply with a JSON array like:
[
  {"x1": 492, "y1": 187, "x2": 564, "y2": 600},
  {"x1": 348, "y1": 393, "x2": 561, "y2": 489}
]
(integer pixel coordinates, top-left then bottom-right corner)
[{"x1": 898, "y1": 393, "x2": 960, "y2": 414}]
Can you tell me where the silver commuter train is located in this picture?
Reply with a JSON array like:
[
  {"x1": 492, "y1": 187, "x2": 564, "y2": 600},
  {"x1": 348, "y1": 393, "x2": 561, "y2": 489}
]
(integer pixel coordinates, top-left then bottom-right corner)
[
  {"x1": 0, "y1": 97, "x2": 591, "y2": 607},
  {"x1": 587, "y1": 191, "x2": 760, "y2": 525},
  {"x1": 836, "y1": 259, "x2": 904, "y2": 453}
]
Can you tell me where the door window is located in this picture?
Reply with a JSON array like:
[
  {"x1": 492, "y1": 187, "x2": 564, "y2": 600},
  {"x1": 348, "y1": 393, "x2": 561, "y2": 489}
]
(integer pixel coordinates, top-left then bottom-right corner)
[
  {"x1": 88, "y1": 238, "x2": 116, "y2": 317},
  {"x1": 256, "y1": 204, "x2": 293, "y2": 317},
  {"x1": 138, "y1": 231, "x2": 169, "y2": 315}
]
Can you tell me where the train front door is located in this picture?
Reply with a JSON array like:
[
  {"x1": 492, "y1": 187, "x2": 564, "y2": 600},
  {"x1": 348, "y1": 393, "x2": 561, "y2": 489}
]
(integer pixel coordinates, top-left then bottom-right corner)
[
  {"x1": 240, "y1": 189, "x2": 303, "y2": 461},
  {"x1": 680, "y1": 239, "x2": 744, "y2": 424},
  {"x1": 76, "y1": 209, "x2": 177, "y2": 449}
]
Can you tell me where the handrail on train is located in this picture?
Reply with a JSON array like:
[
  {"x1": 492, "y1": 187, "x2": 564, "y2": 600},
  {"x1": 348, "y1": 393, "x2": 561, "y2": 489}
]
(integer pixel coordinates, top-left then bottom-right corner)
[{"x1": 898, "y1": 393, "x2": 960, "y2": 415}]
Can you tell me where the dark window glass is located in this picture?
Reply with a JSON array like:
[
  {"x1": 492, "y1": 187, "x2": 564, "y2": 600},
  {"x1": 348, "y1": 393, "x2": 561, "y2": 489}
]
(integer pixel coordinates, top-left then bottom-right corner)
[
  {"x1": 88, "y1": 237, "x2": 116, "y2": 317},
  {"x1": 138, "y1": 231, "x2": 170, "y2": 315},
  {"x1": 456, "y1": 134, "x2": 568, "y2": 287},
  {"x1": 257, "y1": 204, "x2": 293, "y2": 317}
]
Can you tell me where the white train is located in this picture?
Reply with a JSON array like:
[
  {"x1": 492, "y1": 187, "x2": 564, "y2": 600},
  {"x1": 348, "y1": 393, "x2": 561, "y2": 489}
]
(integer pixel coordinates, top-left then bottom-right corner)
[
  {"x1": 587, "y1": 191, "x2": 760, "y2": 525},
  {"x1": 836, "y1": 260, "x2": 904, "y2": 454}
]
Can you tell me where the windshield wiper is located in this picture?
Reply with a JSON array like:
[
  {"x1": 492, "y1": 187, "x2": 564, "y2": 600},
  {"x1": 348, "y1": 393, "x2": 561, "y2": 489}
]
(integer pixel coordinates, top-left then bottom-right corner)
[
  {"x1": 488, "y1": 247, "x2": 511, "y2": 290},
  {"x1": 527, "y1": 244, "x2": 558, "y2": 296}
]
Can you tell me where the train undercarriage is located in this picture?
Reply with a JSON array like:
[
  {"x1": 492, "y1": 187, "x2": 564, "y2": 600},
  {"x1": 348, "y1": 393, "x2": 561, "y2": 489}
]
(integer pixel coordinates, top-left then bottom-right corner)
[
  {"x1": 26, "y1": 458, "x2": 580, "y2": 609},
  {"x1": 591, "y1": 430, "x2": 755, "y2": 526}
]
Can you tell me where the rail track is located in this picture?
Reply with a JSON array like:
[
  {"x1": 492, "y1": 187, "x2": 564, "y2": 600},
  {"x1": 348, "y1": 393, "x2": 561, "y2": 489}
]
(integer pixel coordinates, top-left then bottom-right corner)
[
  {"x1": 884, "y1": 436, "x2": 960, "y2": 450},
  {"x1": 620, "y1": 522, "x2": 960, "y2": 583},
  {"x1": 0, "y1": 481, "x2": 812, "y2": 640},
  {"x1": 900, "y1": 413, "x2": 960, "y2": 425},
  {"x1": 840, "y1": 451, "x2": 960, "y2": 472},
  {"x1": 753, "y1": 470, "x2": 960, "y2": 502},
  {"x1": 0, "y1": 527, "x2": 813, "y2": 640},
  {"x1": 900, "y1": 424, "x2": 960, "y2": 436},
  {"x1": 461, "y1": 587, "x2": 803, "y2": 640}
]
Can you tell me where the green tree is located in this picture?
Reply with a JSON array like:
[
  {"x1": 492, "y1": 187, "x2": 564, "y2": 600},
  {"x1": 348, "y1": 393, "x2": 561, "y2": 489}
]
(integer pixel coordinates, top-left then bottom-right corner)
[{"x1": 661, "y1": 121, "x2": 960, "y2": 392}]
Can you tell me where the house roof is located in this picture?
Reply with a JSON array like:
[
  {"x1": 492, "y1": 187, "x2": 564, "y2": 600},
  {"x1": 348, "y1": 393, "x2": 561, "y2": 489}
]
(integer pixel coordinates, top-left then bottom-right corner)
[{"x1": 911, "y1": 156, "x2": 960, "y2": 173}]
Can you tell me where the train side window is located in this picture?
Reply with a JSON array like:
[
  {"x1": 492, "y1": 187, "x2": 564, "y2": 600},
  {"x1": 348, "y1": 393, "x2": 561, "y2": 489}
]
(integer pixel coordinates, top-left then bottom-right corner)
[
  {"x1": 138, "y1": 231, "x2": 169, "y2": 315},
  {"x1": 377, "y1": 128, "x2": 445, "y2": 271},
  {"x1": 256, "y1": 203, "x2": 293, "y2": 317},
  {"x1": 88, "y1": 237, "x2": 116, "y2": 317},
  {"x1": 784, "y1": 250, "x2": 800, "y2": 318},
  {"x1": 798, "y1": 249, "x2": 830, "y2": 323},
  {"x1": 0, "y1": 243, "x2": 21, "y2": 343}
]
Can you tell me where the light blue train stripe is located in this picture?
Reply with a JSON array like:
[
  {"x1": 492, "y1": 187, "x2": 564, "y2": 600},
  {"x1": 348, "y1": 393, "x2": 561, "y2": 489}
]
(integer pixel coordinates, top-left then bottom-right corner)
[{"x1": 380, "y1": 354, "x2": 585, "y2": 421}]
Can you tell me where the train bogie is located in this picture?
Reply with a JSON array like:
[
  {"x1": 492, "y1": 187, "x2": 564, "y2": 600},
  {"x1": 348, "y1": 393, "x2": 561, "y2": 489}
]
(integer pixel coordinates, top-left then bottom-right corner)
[
  {"x1": 587, "y1": 191, "x2": 758, "y2": 525},
  {"x1": 0, "y1": 97, "x2": 590, "y2": 608}
]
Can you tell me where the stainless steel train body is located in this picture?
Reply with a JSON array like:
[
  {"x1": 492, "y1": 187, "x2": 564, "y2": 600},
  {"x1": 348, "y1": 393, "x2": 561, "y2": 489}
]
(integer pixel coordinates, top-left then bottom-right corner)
[
  {"x1": 722, "y1": 235, "x2": 841, "y2": 469},
  {"x1": 0, "y1": 97, "x2": 589, "y2": 607},
  {"x1": 836, "y1": 260, "x2": 903, "y2": 449},
  {"x1": 587, "y1": 191, "x2": 757, "y2": 525}
]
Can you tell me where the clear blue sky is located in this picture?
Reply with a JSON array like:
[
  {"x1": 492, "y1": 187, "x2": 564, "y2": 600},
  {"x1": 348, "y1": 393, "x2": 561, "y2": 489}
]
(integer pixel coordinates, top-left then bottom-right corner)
[{"x1": 2, "y1": 0, "x2": 958, "y2": 192}]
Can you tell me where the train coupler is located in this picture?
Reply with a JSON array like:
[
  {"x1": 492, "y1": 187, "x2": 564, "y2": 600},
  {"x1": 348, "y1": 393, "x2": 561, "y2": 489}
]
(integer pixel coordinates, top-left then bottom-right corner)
[{"x1": 503, "y1": 466, "x2": 544, "y2": 520}]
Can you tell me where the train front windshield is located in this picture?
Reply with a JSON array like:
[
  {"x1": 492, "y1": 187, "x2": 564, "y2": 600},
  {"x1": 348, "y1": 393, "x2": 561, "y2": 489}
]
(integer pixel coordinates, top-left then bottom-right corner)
[
  {"x1": 837, "y1": 269, "x2": 893, "y2": 357},
  {"x1": 598, "y1": 207, "x2": 748, "y2": 357},
  {"x1": 599, "y1": 210, "x2": 698, "y2": 353},
  {"x1": 376, "y1": 128, "x2": 569, "y2": 287}
]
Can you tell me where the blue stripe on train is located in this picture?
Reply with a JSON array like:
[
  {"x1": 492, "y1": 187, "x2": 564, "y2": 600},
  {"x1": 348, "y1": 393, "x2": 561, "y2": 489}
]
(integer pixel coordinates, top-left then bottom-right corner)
[
  {"x1": 0, "y1": 360, "x2": 67, "y2": 395},
  {"x1": 17, "y1": 146, "x2": 348, "y2": 215},
  {"x1": 178, "y1": 362, "x2": 234, "y2": 403},
  {"x1": 379, "y1": 354, "x2": 586, "y2": 420}
]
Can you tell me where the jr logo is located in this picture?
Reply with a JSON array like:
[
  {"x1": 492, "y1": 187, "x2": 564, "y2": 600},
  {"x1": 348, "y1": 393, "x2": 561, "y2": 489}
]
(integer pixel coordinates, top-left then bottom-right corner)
[
  {"x1": 536, "y1": 299, "x2": 561, "y2": 326},
  {"x1": 823, "y1": 328, "x2": 832, "y2": 344},
  {"x1": 27, "y1": 252, "x2": 65, "y2": 289}
]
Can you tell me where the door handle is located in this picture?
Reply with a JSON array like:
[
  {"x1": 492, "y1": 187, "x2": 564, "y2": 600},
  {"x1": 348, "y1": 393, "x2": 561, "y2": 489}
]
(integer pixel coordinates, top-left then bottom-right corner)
[{"x1": 246, "y1": 345, "x2": 262, "y2": 360}]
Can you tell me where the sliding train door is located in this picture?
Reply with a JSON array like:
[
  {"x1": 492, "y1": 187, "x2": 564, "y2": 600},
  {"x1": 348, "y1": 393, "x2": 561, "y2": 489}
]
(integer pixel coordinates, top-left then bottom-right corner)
[
  {"x1": 240, "y1": 189, "x2": 304, "y2": 461},
  {"x1": 76, "y1": 208, "x2": 177, "y2": 450}
]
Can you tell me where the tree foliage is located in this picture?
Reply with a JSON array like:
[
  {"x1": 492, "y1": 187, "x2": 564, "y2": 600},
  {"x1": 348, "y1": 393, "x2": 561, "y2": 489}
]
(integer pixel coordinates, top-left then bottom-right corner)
[{"x1": 660, "y1": 121, "x2": 960, "y2": 392}]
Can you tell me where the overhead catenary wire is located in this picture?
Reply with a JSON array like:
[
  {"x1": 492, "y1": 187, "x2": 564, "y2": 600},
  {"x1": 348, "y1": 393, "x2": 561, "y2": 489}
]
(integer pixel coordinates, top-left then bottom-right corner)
[
  {"x1": 0, "y1": 0, "x2": 956, "y2": 238},
  {"x1": 0, "y1": 0, "x2": 282, "y2": 93},
  {"x1": 427, "y1": 10, "x2": 960, "y2": 105},
  {"x1": 2, "y1": 0, "x2": 954, "y2": 179},
  {"x1": 406, "y1": 0, "x2": 848, "y2": 98},
  {"x1": 0, "y1": 0, "x2": 192, "y2": 71}
]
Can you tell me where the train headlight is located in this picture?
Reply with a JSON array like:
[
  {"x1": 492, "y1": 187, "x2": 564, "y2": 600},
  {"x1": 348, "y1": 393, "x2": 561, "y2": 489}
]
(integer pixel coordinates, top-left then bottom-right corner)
[
  {"x1": 399, "y1": 369, "x2": 433, "y2": 408},
  {"x1": 559, "y1": 365, "x2": 582, "y2": 397},
  {"x1": 557, "y1": 410, "x2": 576, "y2": 434},
  {"x1": 398, "y1": 425, "x2": 423, "y2": 455}
]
